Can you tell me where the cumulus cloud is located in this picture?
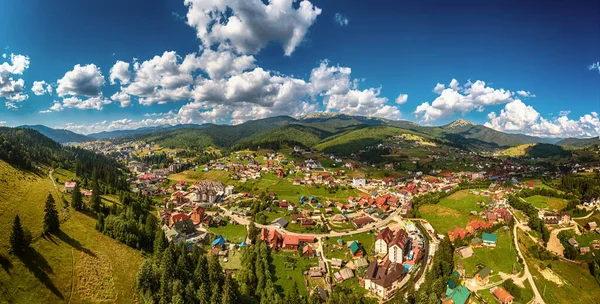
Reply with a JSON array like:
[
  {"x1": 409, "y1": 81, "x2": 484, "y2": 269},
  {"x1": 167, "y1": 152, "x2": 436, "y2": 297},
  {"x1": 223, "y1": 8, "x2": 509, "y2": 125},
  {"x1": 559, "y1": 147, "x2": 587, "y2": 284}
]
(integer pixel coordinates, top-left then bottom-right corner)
[
  {"x1": 196, "y1": 49, "x2": 255, "y2": 79},
  {"x1": 57, "y1": 64, "x2": 105, "y2": 97},
  {"x1": 59, "y1": 114, "x2": 184, "y2": 135},
  {"x1": 0, "y1": 53, "x2": 30, "y2": 108},
  {"x1": 111, "y1": 91, "x2": 131, "y2": 107},
  {"x1": 415, "y1": 78, "x2": 514, "y2": 122},
  {"x1": 395, "y1": 94, "x2": 408, "y2": 105},
  {"x1": 516, "y1": 90, "x2": 535, "y2": 98},
  {"x1": 589, "y1": 62, "x2": 600, "y2": 73},
  {"x1": 184, "y1": 0, "x2": 322, "y2": 56},
  {"x1": 334, "y1": 13, "x2": 349, "y2": 26},
  {"x1": 559, "y1": 110, "x2": 571, "y2": 117},
  {"x1": 485, "y1": 100, "x2": 600, "y2": 138},
  {"x1": 31, "y1": 80, "x2": 53, "y2": 96},
  {"x1": 109, "y1": 60, "x2": 132, "y2": 85},
  {"x1": 0, "y1": 120, "x2": 6, "y2": 126}
]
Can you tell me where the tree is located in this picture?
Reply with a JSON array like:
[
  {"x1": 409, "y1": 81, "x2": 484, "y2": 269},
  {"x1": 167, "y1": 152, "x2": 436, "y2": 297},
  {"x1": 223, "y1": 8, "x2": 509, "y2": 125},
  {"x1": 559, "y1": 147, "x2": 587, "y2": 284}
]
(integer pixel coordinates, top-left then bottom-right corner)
[
  {"x1": 43, "y1": 194, "x2": 60, "y2": 234},
  {"x1": 70, "y1": 182, "x2": 83, "y2": 210},
  {"x1": 248, "y1": 220, "x2": 259, "y2": 243},
  {"x1": 210, "y1": 283, "x2": 221, "y2": 304},
  {"x1": 91, "y1": 169, "x2": 102, "y2": 213},
  {"x1": 284, "y1": 282, "x2": 302, "y2": 304},
  {"x1": 10, "y1": 215, "x2": 32, "y2": 252},
  {"x1": 221, "y1": 275, "x2": 241, "y2": 304},
  {"x1": 154, "y1": 229, "x2": 168, "y2": 256}
]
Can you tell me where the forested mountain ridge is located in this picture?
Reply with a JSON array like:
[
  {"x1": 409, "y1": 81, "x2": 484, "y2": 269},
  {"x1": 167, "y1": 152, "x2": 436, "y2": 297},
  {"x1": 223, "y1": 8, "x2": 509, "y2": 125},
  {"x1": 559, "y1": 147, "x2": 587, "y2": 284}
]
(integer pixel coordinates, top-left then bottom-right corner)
[
  {"x1": 18, "y1": 124, "x2": 94, "y2": 143},
  {"x1": 0, "y1": 127, "x2": 127, "y2": 191}
]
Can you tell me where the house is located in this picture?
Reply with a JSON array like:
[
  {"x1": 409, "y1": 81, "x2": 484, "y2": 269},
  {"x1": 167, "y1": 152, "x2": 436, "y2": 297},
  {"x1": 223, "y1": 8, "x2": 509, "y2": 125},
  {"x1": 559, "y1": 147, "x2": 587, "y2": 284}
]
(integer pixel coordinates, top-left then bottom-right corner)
[
  {"x1": 456, "y1": 246, "x2": 473, "y2": 258},
  {"x1": 442, "y1": 286, "x2": 471, "y2": 304},
  {"x1": 271, "y1": 217, "x2": 289, "y2": 229},
  {"x1": 560, "y1": 212, "x2": 572, "y2": 225},
  {"x1": 375, "y1": 227, "x2": 394, "y2": 255},
  {"x1": 303, "y1": 244, "x2": 315, "y2": 258},
  {"x1": 330, "y1": 214, "x2": 347, "y2": 223},
  {"x1": 331, "y1": 258, "x2": 344, "y2": 268},
  {"x1": 354, "y1": 258, "x2": 369, "y2": 268},
  {"x1": 64, "y1": 182, "x2": 76, "y2": 193},
  {"x1": 568, "y1": 237, "x2": 579, "y2": 247},
  {"x1": 388, "y1": 229, "x2": 409, "y2": 263},
  {"x1": 335, "y1": 267, "x2": 354, "y2": 282},
  {"x1": 363, "y1": 261, "x2": 405, "y2": 299},
  {"x1": 349, "y1": 241, "x2": 364, "y2": 258},
  {"x1": 482, "y1": 233, "x2": 498, "y2": 247},
  {"x1": 190, "y1": 206, "x2": 205, "y2": 225},
  {"x1": 260, "y1": 228, "x2": 283, "y2": 249},
  {"x1": 162, "y1": 225, "x2": 185, "y2": 244},
  {"x1": 301, "y1": 218, "x2": 315, "y2": 226},
  {"x1": 312, "y1": 286, "x2": 328, "y2": 303},
  {"x1": 580, "y1": 247, "x2": 591, "y2": 254},
  {"x1": 491, "y1": 286, "x2": 514, "y2": 304},
  {"x1": 291, "y1": 214, "x2": 304, "y2": 223},
  {"x1": 474, "y1": 267, "x2": 491, "y2": 285},
  {"x1": 282, "y1": 234, "x2": 300, "y2": 251},
  {"x1": 212, "y1": 235, "x2": 225, "y2": 248},
  {"x1": 351, "y1": 216, "x2": 375, "y2": 228},
  {"x1": 170, "y1": 213, "x2": 195, "y2": 233},
  {"x1": 587, "y1": 222, "x2": 598, "y2": 230}
]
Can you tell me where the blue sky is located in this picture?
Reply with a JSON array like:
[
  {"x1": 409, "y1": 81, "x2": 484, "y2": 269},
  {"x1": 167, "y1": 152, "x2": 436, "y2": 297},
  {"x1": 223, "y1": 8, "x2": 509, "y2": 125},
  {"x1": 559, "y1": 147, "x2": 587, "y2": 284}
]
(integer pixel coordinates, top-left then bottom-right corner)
[{"x1": 0, "y1": 0, "x2": 599, "y2": 137}]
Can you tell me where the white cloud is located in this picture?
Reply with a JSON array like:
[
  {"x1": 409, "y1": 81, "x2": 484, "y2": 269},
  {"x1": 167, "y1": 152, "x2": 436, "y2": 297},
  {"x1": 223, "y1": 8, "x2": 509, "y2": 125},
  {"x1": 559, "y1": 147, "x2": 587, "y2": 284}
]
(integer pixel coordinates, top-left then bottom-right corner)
[
  {"x1": 184, "y1": 0, "x2": 322, "y2": 56},
  {"x1": 334, "y1": 13, "x2": 349, "y2": 26},
  {"x1": 516, "y1": 90, "x2": 535, "y2": 98},
  {"x1": 196, "y1": 49, "x2": 255, "y2": 79},
  {"x1": 433, "y1": 83, "x2": 445, "y2": 94},
  {"x1": 119, "y1": 51, "x2": 197, "y2": 105},
  {"x1": 485, "y1": 100, "x2": 600, "y2": 138},
  {"x1": 111, "y1": 91, "x2": 131, "y2": 107},
  {"x1": 59, "y1": 114, "x2": 184, "y2": 135},
  {"x1": 559, "y1": 110, "x2": 571, "y2": 117},
  {"x1": 395, "y1": 94, "x2": 408, "y2": 105},
  {"x1": 109, "y1": 60, "x2": 131, "y2": 85},
  {"x1": 415, "y1": 79, "x2": 514, "y2": 122},
  {"x1": 57, "y1": 64, "x2": 105, "y2": 97},
  {"x1": 0, "y1": 53, "x2": 30, "y2": 108},
  {"x1": 589, "y1": 62, "x2": 600, "y2": 73},
  {"x1": 31, "y1": 80, "x2": 52, "y2": 96},
  {"x1": 0, "y1": 120, "x2": 6, "y2": 126}
]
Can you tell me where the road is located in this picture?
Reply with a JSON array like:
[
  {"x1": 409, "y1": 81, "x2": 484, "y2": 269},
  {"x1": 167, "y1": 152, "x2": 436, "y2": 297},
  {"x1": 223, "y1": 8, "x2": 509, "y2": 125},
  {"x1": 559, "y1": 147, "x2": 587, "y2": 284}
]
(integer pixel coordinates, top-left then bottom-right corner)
[
  {"x1": 509, "y1": 209, "x2": 546, "y2": 304},
  {"x1": 221, "y1": 205, "x2": 404, "y2": 238}
]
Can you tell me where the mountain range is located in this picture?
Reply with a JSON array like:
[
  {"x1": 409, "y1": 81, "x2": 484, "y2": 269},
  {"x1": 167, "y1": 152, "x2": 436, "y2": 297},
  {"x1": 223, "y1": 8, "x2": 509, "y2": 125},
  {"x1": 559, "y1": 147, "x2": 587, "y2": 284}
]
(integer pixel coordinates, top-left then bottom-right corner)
[{"x1": 16, "y1": 114, "x2": 599, "y2": 150}]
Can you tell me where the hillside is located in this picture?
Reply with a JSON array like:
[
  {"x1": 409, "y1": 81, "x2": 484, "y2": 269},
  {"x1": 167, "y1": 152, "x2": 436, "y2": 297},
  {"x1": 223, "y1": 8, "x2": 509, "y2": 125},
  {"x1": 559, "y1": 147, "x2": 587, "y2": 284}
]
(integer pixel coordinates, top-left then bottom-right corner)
[
  {"x1": 88, "y1": 123, "x2": 201, "y2": 139},
  {"x1": 0, "y1": 160, "x2": 142, "y2": 303},
  {"x1": 439, "y1": 119, "x2": 556, "y2": 147},
  {"x1": 314, "y1": 125, "x2": 408, "y2": 155},
  {"x1": 500, "y1": 143, "x2": 570, "y2": 158},
  {"x1": 556, "y1": 136, "x2": 600, "y2": 148},
  {"x1": 235, "y1": 124, "x2": 330, "y2": 149},
  {"x1": 18, "y1": 125, "x2": 92, "y2": 143}
]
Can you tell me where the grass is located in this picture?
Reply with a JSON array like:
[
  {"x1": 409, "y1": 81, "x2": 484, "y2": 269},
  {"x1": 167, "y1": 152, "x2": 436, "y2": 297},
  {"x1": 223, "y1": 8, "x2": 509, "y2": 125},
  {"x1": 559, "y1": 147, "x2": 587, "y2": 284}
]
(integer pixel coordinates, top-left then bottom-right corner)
[
  {"x1": 419, "y1": 190, "x2": 487, "y2": 234},
  {"x1": 0, "y1": 161, "x2": 143, "y2": 304},
  {"x1": 169, "y1": 169, "x2": 232, "y2": 184},
  {"x1": 270, "y1": 251, "x2": 318, "y2": 296},
  {"x1": 517, "y1": 229, "x2": 600, "y2": 304},
  {"x1": 575, "y1": 211, "x2": 600, "y2": 228},
  {"x1": 524, "y1": 195, "x2": 567, "y2": 210},
  {"x1": 323, "y1": 231, "x2": 375, "y2": 260},
  {"x1": 208, "y1": 222, "x2": 247, "y2": 243},
  {"x1": 455, "y1": 228, "x2": 521, "y2": 276}
]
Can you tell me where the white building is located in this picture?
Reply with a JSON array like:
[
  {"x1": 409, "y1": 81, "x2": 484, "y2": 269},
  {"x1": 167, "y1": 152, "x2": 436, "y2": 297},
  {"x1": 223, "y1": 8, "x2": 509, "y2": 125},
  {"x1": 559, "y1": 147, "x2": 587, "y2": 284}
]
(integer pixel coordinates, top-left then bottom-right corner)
[{"x1": 352, "y1": 177, "x2": 366, "y2": 188}]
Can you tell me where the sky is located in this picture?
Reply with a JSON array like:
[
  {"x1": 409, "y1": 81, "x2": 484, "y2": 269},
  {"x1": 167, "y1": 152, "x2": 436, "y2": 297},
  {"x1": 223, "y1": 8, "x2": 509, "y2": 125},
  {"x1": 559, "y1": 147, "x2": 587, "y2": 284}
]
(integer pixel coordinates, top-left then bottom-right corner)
[{"x1": 0, "y1": 0, "x2": 599, "y2": 137}]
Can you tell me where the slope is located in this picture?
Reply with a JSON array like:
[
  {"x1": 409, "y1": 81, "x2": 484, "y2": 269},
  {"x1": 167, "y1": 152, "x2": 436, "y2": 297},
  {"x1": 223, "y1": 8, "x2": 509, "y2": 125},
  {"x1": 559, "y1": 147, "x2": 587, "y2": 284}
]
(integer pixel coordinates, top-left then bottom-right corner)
[
  {"x1": 235, "y1": 124, "x2": 331, "y2": 149},
  {"x1": 314, "y1": 125, "x2": 409, "y2": 156},
  {"x1": 18, "y1": 125, "x2": 93, "y2": 144},
  {"x1": 0, "y1": 161, "x2": 142, "y2": 303},
  {"x1": 556, "y1": 136, "x2": 600, "y2": 148}
]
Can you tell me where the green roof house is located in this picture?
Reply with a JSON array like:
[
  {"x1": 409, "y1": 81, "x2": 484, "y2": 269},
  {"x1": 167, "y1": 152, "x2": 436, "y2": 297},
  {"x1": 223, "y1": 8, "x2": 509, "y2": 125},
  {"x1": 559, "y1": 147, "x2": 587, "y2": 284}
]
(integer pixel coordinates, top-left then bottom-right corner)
[
  {"x1": 443, "y1": 286, "x2": 471, "y2": 304},
  {"x1": 349, "y1": 241, "x2": 364, "y2": 257},
  {"x1": 471, "y1": 237, "x2": 482, "y2": 246},
  {"x1": 482, "y1": 233, "x2": 498, "y2": 247}
]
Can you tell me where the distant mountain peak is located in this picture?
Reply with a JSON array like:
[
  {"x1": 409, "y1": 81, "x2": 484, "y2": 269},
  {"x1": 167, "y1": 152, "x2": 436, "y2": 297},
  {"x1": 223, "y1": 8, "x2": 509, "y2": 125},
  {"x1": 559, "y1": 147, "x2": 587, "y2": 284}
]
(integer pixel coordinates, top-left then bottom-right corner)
[
  {"x1": 445, "y1": 118, "x2": 476, "y2": 129},
  {"x1": 299, "y1": 112, "x2": 352, "y2": 119}
]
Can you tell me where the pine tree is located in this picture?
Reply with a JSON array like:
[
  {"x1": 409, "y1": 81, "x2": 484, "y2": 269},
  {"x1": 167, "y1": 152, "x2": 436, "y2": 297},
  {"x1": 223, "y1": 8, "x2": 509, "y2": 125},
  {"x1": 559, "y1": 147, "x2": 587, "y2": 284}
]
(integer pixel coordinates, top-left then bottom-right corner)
[
  {"x1": 154, "y1": 229, "x2": 168, "y2": 256},
  {"x1": 10, "y1": 215, "x2": 31, "y2": 252},
  {"x1": 221, "y1": 275, "x2": 240, "y2": 304},
  {"x1": 70, "y1": 182, "x2": 83, "y2": 210},
  {"x1": 197, "y1": 282, "x2": 211, "y2": 304},
  {"x1": 91, "y1": 169, "x2": 102, "y2": 213},
  {"x1": 43, "y1": 194, "x2": 60, "y2": 234},
  {"x1": 284, "y1": 282, "x2": 302, "y2": 304},
  {"x1": 248, "y1": 220, "x2": 258, "y2": 243},
  {"x1": 210, "y1": 283, "x2": 221, "y2": 304}
]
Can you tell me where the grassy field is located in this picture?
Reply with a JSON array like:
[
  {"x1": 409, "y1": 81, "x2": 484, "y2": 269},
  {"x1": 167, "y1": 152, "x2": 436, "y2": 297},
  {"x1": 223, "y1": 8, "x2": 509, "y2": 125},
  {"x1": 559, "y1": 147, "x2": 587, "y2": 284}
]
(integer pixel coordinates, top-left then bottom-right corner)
[
  {"x1": 575, "y1": 211, "x2": 600, "y2": 228},
  {"x1": 517, "y1": 229, "x2": 600, "y2": 304},
  {"x1": 419, "y1": 190, "x2": 487, "y2": 234},
  {"x1": 169, "y1": 168, "x2": 232, "y2": 184},
  {"x1": 271, "y1": 251, "x2": 318, "y2": 296},
  {"x1": 524, "y1": 195, "x2": 567, "y2": 210},
  {"x1": 455, "y1": 228, "x2": 521, "y2": 276},
  {"x1": 208, "y1": 222, "x2": 247, "y2": 243},
  {"x1": 323, "y1": 231, "x2": 376, "y2": 260},
  {"x1": 0, "y1": 161, "x2": 143, "y2": 303}
]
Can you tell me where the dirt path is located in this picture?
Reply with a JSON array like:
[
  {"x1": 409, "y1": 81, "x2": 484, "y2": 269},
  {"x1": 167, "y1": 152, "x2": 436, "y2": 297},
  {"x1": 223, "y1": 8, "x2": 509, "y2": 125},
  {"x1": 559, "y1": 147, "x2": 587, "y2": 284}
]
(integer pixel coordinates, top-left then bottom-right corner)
[{"x1": 547, "y1": 228, "x2": 566, "y2": 257}]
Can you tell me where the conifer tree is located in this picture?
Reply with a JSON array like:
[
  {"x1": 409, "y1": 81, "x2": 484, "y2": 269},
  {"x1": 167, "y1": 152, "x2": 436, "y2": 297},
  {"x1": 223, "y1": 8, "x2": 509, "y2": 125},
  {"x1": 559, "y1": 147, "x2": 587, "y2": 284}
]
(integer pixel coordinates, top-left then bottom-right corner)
[
  {"x1": 10, "y1": 215, "x2": 31, "y2": 252},
  {"x1": 70, "y1": 182, "x2": 83, "y2": 210},
  {"x1": 43, "y1": 194, "x2": 60, "y2": 234}
]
